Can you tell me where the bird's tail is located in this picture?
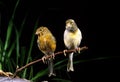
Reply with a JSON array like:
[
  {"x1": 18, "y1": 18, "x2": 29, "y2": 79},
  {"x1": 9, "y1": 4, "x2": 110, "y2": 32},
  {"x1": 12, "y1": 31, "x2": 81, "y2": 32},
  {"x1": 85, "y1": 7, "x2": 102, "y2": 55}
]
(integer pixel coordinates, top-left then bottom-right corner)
[
  {"x1": 67, "y1": 52, "x2": 74, "y2": 72},
  {"x1": 48, "y1": 58, "x2": 56, "y2": 77}
]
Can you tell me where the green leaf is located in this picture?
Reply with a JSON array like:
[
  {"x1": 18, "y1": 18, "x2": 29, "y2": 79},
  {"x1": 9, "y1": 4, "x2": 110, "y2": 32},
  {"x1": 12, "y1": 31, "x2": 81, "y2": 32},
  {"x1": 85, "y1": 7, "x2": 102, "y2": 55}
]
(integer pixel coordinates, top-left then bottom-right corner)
[
  {"x1": 54, "y1": 58, "x2": 67, "y2": 67},
  {"x1": 0, "y1": 38, "x2": 3, "y2": 60},
  {"x1": 7, "y1": 42, "x2": 15, "y2": 58},
  {"x1": 29, "y1": 66, "x2": 34, "y2": 79},
  {"x1": 4, "y1": 20, "x2": 13, "y2": 52},
  {"x1": 15, "y1": 27, "x2": 20, "y2": 65},
  {"x1": 31, "y1": 69, "x2": 48, "y2": 81},
  {"x1": 54, "y1": 58, "x2": 68, "y2": 70},
  {"x1": 3, "y1": 0, "x2": 20, "y2": 61},
  {"x1": 6, "y1": 59, "x2": 14, "y2": 73},
  {"x1": 23, "y1": 18, "x2": 39, "y2": 78},
  {"x1": 20, "y1": 47, "x2": 26, "y2": 67}
]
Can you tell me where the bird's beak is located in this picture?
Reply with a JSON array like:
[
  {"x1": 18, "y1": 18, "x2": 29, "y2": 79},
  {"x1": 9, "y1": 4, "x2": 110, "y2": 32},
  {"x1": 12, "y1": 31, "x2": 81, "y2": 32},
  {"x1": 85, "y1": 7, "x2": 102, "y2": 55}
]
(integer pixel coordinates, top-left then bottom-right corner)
[
  {"x1": 35, "y1": 31, "x2": 39, "y2": 35},
  {"x1": 66, "y1": 23, "x2": 72, "y2": 28}
]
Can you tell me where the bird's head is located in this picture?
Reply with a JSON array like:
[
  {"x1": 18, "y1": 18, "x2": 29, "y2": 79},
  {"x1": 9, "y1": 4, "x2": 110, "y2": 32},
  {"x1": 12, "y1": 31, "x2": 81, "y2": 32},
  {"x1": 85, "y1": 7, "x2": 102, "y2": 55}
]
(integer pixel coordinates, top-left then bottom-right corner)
[
  {"x1": 65, "y1": 19, "x2": 78, "y2": 32},
  {"x1": 35, "y1": 26, "x2": 50, "y2": 36}
]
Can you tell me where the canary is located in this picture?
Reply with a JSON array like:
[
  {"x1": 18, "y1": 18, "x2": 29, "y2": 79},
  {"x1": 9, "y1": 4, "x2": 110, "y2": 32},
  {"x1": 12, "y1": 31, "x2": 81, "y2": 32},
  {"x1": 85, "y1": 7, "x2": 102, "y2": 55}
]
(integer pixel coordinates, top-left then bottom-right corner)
[
  {"x1": 35, "y1": 26, "x2": 56, "y2": 77},
  {"x1": 63, "y1": 19, "x2": 82, "y2": 72}
]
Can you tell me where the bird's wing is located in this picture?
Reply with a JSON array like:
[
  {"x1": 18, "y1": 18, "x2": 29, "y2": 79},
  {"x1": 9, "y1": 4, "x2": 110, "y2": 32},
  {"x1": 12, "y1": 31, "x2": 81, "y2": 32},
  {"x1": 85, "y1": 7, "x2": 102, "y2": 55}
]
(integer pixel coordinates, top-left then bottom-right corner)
[{"x1": 46, "y1": 35, "x2": 56, "y2": 53}]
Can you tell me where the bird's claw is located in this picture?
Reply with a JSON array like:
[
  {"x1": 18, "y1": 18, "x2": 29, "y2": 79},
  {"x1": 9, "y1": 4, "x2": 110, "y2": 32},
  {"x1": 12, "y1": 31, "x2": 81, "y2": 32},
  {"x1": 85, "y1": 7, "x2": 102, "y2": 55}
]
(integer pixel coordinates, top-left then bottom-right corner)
[
  {"x1": 76, "y1": 47, "x2": 80, "y2": 53},
  {"x1": 42, "y1": 56, "x2": 47, "y2": 64},
  {"x1": 51, "y1": 54, "x2": 55, "y2": 60},
  {"x1": 63, "y1": 50, "x2": 67, "y2": 56}
]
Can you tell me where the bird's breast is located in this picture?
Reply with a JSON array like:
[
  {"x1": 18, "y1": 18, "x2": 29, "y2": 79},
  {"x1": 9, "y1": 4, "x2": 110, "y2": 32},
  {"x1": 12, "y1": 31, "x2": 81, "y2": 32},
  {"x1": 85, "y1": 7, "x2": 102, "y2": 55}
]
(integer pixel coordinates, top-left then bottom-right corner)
[
  {"x1": 64, "y1": 29, "x2": 82, "y2": 49},
  {"x1": 38, "y1": 35, "x2": 56, "y2": 55}
]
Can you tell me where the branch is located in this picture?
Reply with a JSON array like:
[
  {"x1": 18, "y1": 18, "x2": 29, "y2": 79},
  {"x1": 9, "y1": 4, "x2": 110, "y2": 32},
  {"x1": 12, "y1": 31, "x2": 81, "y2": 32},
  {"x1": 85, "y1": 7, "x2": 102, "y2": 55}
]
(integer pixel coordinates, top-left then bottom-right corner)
[{"x1": 13, "y1": 46, "x2": 88, "y2": 78}]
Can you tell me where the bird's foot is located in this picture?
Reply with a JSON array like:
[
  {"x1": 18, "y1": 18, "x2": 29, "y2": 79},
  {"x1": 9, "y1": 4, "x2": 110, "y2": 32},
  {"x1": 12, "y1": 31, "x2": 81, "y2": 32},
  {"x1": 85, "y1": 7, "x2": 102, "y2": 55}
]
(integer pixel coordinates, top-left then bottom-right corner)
[
  {"x1": 63, "y1": 49, "x2": 67, "y2": 56},
  {"x1": 42, "y1": 56, "x2": 47, "y2": 64},
  {"x1": 48, "y1": 73, "x2": 56, "y2": 77},
  {"x1": 50, "y1": 53, "x2": 55, "y2": 60},
  {"x1": 76, "y1": 47, "x2": 80, "y2": 53}
]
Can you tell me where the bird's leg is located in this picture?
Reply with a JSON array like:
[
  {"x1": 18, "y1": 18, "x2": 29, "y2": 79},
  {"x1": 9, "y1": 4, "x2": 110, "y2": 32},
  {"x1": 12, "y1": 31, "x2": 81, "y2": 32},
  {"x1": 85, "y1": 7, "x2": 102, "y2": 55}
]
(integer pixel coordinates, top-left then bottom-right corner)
[{"x1": 63, "y1": 49, "x2": 67, "y2": 56}]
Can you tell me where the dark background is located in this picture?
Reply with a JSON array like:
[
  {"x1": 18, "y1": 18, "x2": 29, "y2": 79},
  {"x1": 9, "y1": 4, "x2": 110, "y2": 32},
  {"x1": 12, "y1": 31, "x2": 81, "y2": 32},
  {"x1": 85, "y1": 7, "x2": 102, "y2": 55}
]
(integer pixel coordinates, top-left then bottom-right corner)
[{"x1": 0, "y1": 0, "x2": 120, "y2": 81}]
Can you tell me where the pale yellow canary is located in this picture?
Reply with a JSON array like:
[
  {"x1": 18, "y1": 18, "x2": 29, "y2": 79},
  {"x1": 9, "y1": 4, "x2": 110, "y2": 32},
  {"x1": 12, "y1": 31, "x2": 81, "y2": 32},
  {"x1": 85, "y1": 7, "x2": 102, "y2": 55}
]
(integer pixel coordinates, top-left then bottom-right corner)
[{"x1": 64, "y1": 19, "x2": 82, "y2": 72}]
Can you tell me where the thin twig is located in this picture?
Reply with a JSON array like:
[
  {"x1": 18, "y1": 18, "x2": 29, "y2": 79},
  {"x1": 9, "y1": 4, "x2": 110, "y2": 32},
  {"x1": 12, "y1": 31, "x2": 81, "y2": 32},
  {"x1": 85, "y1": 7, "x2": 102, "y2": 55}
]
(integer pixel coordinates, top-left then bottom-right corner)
[{"x1": 13, "y1": 46, "x2": 88, "y2": 78}]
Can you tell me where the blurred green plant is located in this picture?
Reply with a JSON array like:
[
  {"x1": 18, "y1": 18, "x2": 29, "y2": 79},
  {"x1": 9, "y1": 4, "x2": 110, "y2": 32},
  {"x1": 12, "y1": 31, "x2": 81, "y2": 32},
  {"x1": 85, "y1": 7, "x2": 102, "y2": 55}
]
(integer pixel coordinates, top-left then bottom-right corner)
[
  {"x1": 0, "y1": 0, "x2": 38, "y2": 80},
  {"x1": 0, "y1": 0, "x2": 20, "y2": 72}
]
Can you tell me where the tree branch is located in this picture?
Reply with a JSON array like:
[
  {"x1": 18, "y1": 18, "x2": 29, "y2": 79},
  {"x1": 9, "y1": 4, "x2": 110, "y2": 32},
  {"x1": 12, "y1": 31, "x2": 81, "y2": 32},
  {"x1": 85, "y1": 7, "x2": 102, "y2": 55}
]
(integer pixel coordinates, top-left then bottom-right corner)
[{"x1": 13, "y1": 46, "x2": 88, "y2": 78}]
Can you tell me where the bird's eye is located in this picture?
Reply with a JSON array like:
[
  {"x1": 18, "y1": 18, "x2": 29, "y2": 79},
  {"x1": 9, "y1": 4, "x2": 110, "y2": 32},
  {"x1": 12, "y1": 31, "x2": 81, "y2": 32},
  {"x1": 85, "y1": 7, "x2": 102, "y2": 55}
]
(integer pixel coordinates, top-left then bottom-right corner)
[
  {"x1": 71, "y1": 22, "x2": 74, "y2": 24},
  {"x1": 38, "y1": 34, "x2": 40, "y2": 36},
  {"x1": 39, "y1": 29, "x2": 42, "y2": 31}
]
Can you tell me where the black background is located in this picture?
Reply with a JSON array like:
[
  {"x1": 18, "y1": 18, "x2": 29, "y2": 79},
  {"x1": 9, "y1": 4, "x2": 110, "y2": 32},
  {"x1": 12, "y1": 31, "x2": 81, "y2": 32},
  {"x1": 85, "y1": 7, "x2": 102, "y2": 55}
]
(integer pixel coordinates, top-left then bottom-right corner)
[{"x1": 0, "y1": 0, "x2": 120, "y2": 81}]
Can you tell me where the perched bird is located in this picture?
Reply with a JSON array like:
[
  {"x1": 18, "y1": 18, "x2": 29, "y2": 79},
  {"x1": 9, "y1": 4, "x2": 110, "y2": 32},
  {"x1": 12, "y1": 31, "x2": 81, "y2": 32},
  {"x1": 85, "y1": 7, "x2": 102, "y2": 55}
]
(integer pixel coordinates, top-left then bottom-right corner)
[
  {"x1": 35, "y1": 26, "x2": 56, "y2": 77},
  {"x1": 63, "y1": 19, "x2": 82, "y2": 72}
]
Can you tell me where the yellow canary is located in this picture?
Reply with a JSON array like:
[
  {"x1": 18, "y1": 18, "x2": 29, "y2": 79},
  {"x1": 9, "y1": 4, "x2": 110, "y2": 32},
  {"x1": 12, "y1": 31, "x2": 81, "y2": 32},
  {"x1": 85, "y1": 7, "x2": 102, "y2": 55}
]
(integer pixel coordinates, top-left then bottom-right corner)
[
  {"x1": 35, "y1": 26, "x2": 56, "y2": 77},
  {"x1": 63, "y1": 19, "x2": 82, "y2": 72}
]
